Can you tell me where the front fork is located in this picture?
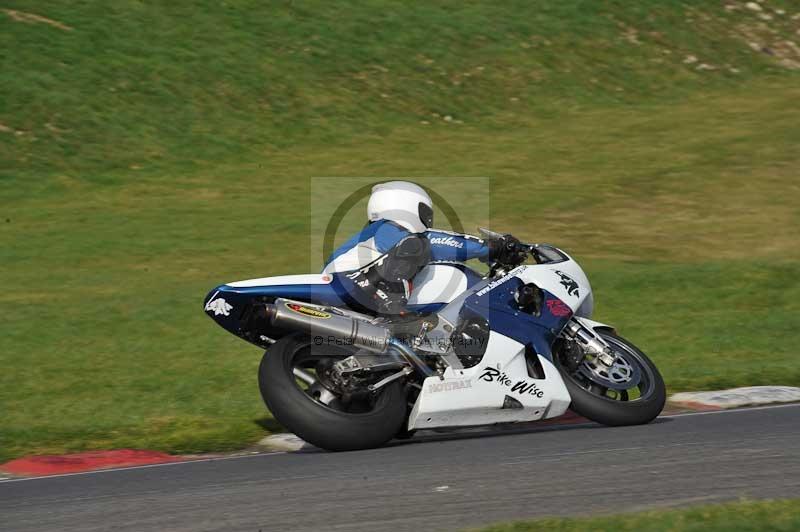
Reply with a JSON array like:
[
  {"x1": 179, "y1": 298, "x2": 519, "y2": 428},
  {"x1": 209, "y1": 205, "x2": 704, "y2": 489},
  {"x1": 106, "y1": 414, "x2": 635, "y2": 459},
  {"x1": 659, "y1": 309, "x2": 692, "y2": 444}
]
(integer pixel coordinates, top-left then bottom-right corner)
[{"x1": 561, "y1": 319, "x2": 616, "y2": 368}]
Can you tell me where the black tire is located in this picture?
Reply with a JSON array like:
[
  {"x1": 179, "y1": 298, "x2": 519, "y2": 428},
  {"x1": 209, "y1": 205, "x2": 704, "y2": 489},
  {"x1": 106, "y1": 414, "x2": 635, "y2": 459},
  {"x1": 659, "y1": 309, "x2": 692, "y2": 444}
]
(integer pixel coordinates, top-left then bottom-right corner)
[
  {"x1": 559, "y1": 331, "x2": 666, "y2": 426},
  {"x1": 258, "y1": 333, "x2": 407, "y2": 451}
]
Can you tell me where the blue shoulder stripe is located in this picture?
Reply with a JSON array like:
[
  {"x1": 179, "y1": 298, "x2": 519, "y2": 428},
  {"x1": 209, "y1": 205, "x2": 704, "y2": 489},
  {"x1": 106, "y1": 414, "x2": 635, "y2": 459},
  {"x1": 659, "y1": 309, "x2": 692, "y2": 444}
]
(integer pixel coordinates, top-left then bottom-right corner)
[{"x1": 324, "y1": 220, "x2": 409, "y2": 265}]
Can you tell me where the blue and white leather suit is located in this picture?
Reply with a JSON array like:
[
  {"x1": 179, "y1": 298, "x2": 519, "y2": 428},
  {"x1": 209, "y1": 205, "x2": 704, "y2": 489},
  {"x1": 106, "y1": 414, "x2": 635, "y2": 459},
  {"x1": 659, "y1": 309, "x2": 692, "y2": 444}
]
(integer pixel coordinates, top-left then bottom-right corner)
[
  {"x1": 323, "y1": 220, "x2": 491, "y2": 314},
  {"x1": 323, "y1": 219, "x2": 490, "y2": 273}
]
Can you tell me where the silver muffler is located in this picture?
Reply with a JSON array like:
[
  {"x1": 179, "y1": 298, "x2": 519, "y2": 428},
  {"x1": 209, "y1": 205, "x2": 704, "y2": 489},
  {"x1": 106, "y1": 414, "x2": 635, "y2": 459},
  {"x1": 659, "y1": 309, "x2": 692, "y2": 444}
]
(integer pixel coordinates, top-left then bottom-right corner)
[
  {"x1": 264, "y1": 298, "x2": 434, "y2": 376},
  {"x1": 265, "y1": 298, "x2": 391, "y2": 353}
]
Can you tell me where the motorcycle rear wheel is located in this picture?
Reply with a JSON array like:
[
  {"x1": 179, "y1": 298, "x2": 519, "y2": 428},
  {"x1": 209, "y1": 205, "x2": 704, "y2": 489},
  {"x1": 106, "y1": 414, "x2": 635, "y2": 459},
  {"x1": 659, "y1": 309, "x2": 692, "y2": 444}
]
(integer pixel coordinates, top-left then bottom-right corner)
[
  {"x1": 258, "y1": 333, "x2": 407, "y2": 451},
  {"x1": 557, "y1": 330, "x2": 666, "y2": 426}
]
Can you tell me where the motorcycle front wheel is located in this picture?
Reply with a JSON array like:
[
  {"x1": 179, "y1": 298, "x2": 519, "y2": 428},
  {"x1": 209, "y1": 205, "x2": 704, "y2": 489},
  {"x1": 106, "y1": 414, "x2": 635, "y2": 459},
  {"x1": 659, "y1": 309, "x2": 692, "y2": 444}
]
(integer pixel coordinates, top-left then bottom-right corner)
[
  {"x1": 556, "y1": 330, "x2": 666, "y2": 426},
  {"x1": 258, "y1": 333, "x2": 407, "y2": 451}
]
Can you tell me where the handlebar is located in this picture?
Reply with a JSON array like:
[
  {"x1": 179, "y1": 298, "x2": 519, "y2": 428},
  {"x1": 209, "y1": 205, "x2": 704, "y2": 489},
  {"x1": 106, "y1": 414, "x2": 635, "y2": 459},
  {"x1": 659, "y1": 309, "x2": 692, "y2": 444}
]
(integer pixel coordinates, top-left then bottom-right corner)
[{"x1": 478, "y1": 227, "x2": 540, "y2": 265}]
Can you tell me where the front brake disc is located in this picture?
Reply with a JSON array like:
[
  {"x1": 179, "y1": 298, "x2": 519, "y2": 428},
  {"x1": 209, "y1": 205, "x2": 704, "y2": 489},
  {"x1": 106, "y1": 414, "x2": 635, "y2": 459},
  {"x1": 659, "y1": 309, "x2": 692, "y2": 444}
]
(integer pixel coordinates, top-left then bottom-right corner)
[{"x1": 578, "y1": 349, "x2": 642, "y2": 390}]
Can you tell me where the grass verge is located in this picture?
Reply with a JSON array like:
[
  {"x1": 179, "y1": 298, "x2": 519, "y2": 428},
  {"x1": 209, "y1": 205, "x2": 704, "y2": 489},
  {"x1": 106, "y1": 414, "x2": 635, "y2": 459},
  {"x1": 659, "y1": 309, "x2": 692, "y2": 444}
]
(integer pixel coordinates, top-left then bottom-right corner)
[
  {"x1": 474, "y1": 498, "x2": 800, "y2": 532},
  {"x1": 1, "y1": 1, "x2": 799, "y2": 461}
]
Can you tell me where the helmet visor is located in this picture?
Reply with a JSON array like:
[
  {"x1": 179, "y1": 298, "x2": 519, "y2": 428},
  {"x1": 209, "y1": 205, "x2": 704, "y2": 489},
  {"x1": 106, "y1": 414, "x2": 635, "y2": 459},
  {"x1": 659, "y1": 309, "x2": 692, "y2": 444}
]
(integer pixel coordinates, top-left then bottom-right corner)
[{"x1": 418, "y1": 202, "x2": 434, "y2": 229}]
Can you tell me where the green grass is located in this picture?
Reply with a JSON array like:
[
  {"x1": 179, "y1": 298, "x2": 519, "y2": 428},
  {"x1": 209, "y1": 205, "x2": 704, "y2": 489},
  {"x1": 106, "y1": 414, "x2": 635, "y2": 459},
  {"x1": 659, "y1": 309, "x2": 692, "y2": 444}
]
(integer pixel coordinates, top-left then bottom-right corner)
[
  {"x1": 2, "y1": 1, "x2": 800, "y2": 462},
  {"x1": 475, "y1": 499, "x2": 800, "y2": 531}
]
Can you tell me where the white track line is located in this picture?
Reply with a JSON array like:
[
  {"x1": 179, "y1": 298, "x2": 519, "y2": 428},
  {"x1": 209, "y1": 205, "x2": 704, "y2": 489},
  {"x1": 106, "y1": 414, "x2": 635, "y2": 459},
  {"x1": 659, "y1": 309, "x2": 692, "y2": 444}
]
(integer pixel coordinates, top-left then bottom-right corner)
[
  {"x1": 663, "y1": 401, "x2": 800, "y2": 418},
  {"x1": 2, "y1": 402, "x2": 799, "y2": 484}
]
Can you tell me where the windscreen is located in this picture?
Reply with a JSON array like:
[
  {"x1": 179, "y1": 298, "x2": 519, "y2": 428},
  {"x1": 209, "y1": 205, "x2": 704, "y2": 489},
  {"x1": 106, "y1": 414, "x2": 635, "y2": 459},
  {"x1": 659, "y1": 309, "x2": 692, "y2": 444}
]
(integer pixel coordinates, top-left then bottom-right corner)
[{"x1": 534, "y1": 244, "x2": 569, "y2": 264}]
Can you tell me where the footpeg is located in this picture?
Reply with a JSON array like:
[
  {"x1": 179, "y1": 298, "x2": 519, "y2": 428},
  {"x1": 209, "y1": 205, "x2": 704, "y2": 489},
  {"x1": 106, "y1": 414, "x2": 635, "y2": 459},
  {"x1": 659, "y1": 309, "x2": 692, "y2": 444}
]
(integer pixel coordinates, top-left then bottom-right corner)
[
  {"x1": 367, "y1": 367, "x2": 413, "y2": 391},
  {"x1": 333, "y1": 355, "x2": 407, "y2": 376}
]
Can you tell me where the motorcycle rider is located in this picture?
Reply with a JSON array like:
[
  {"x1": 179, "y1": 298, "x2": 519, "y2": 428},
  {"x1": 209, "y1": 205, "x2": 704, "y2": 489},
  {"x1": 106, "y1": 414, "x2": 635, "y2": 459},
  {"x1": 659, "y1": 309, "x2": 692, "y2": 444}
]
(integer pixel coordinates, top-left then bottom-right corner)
[{"x1": 323, "y1": 181, "x2": 527, "y2": 315}]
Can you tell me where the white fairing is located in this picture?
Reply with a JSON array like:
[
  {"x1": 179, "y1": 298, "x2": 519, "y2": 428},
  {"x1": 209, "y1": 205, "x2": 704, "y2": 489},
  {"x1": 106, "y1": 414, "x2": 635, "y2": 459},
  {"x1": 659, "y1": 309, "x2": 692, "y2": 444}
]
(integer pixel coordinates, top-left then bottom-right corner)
[
  {"x1": 514, "y1": 253, "x2": 594, "y2": 318},
  {"x1": 227, "y1": 274, "x2": 332, "y2": 288},
  {"x1": 408, "y1": 332, "x2": 572, "y2": 430},
  {"x1": 407, "y1": 252, "x2": 609, "y2": 429},
  {"x1": 407, "y1": 264, "x2": 468, "y2": 305}
]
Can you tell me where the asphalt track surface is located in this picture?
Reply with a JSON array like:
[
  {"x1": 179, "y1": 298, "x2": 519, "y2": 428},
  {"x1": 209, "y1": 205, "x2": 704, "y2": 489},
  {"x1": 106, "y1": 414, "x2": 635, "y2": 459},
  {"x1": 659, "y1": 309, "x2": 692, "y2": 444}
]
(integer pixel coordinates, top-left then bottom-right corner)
[{"x1": 3, "y1": 404, "x2": 800, "y2": 532}]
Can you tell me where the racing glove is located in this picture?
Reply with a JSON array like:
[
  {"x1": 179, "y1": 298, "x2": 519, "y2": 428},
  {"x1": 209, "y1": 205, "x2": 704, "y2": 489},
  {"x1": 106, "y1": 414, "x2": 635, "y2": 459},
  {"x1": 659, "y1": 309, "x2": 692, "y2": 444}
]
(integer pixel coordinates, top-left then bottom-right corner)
[{"x1": 487, "y1": 234, "x2": 527, "y2": 266}]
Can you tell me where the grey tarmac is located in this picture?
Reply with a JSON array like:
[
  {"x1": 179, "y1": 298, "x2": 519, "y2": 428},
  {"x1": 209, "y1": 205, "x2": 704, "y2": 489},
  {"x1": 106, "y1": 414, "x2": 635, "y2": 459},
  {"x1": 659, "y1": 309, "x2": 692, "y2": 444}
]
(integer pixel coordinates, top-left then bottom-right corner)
[{"x1": 2, "y1": 404, "x2": 800, "y2": 532}]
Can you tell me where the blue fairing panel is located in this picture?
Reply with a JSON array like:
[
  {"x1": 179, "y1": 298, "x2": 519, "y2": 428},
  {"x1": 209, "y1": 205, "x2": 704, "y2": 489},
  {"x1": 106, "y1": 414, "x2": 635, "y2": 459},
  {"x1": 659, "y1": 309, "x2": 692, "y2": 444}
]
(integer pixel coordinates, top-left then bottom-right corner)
[
  {"x1": 460, "y1": 277, "x2": 573, "y2": 361},
  {"x1": 406, "y1": 302, "x2": 446, "y2": 314},
  {"x1": 203, "y1": 276, "x2": 355, "y2": 341}
]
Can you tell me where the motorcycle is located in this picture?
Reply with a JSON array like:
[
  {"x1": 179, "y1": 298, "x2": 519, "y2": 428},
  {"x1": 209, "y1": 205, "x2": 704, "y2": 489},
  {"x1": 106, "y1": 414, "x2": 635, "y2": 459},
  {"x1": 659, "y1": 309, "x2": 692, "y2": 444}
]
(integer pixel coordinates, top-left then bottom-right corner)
[{"x1": 204, "y1": 229, "x2": 666, "y2": 451}]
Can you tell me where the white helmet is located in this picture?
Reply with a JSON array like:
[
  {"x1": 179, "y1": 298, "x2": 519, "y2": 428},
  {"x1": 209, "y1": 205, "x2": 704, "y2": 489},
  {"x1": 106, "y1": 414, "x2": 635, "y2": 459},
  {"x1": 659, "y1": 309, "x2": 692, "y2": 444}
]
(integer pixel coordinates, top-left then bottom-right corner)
[{"x1": 367, "y1": 181, "x2": 433, "y2": 233}]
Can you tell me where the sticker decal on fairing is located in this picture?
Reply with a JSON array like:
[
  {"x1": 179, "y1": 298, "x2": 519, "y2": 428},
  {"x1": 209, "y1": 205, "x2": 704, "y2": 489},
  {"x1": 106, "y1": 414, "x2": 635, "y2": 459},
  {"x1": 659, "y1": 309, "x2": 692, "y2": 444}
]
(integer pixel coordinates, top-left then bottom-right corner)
[
  {"x1": 205, "y1": 298, "x2": 233, "y2": 317},
  {"x1": 478, "y1": 367, "x2": 545, "y2": 398},
  {"x1": 476, "y1": 266, "x2": 525, "y2": 297},
  {"x1": 427, "y1": 379, "x2": 473, "y2": 393},
  {"x1": 286, "y1": 303, "x2": 331, "y2": 319},
  {"x1": 546, "y1": 299, "x2": 572, "y2": 317},
  {"x1": 553, "y1": 270, "x2": 580, "y2": 297}
]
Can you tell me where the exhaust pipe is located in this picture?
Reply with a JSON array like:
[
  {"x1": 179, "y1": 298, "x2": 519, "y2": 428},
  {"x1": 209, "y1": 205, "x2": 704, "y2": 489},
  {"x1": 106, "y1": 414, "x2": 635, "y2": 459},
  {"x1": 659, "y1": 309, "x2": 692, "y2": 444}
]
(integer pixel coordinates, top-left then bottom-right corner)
[
  {"x1": 265, "y1": 298, "x2": 434, "y2": 376},
  {"x1": 265, "y1": 298, "x2": 391, "y2": 353}
]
